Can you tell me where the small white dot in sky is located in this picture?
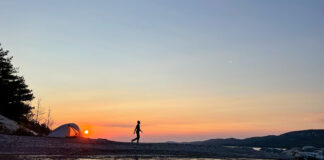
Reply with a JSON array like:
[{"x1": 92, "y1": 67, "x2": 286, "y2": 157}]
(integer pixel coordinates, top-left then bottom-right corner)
[{"x1": 228, "y1": 60, "x2": 233, "y2": 64}]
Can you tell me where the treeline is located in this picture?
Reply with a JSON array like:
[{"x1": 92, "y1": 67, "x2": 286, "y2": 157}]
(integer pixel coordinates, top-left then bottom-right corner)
[{"x1": 0, "y1": 43, "x2": 53, "y2": 135}]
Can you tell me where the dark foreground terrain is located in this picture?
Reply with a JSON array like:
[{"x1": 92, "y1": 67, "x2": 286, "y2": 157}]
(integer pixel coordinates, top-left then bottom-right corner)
[{"x1": 0, "y1": 134, "x2": 290, "y2": 159}]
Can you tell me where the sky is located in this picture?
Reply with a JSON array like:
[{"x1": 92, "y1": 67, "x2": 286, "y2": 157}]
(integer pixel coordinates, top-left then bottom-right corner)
[{"x1": 0, "y1": 0, "x2": 323, "y2": 142}]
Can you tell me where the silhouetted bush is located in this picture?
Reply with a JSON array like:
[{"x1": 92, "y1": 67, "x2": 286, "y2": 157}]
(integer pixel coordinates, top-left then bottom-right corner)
[
  {"x1": 13, "y1": 127, "x2": 34, "y2": 136},
  {"x1": 21, "y1": 119, "x2": 51, "y2": 136}
]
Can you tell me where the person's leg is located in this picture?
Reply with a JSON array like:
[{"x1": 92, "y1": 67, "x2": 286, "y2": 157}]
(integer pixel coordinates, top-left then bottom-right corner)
[
  {"x1": 131, "y1": 136, "x2": 138, "y2": 142},
  {"x1": 136, "y1": 133, "x2": 140, "y2": 143}
]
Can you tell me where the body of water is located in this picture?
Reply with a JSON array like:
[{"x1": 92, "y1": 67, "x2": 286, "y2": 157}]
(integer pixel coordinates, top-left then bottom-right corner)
[{"x1": 0, "y1": 155, "x2": 272, "y2": 160}]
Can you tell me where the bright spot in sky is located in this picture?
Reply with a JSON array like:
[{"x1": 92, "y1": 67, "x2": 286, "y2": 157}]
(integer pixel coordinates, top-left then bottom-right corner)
[
  {"x1": 228, "y1": 60, "x2": 233, "y2": 64},
  {"x1": 84, "y1": 130, "x2": 89, "y2": 134}
]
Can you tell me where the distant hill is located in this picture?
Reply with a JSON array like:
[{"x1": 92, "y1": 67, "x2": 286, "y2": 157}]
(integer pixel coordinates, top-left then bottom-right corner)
[{"x1": 190, "y1": 129, "x2": 324, "y2": 148}]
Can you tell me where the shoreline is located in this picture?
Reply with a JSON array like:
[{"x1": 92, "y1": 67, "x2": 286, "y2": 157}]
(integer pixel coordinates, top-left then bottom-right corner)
[{"x1": 0, "y1": 155, "x2": 277, "y2": 160}]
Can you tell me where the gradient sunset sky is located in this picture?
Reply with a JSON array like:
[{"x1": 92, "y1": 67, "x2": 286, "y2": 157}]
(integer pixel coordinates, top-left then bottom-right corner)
[{"x1": 1, "y1": 0, "x2": 323, "y2": 142}]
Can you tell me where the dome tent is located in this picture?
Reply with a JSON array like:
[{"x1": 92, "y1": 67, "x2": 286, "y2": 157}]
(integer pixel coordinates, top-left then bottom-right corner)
[{"x1": 48, "y1": 123, "x2": 81, "y2": 138}]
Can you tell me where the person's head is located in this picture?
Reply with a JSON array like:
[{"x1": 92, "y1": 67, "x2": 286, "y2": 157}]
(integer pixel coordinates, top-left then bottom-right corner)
[{"x1": 137, "y1": 120, "x2": 140, "y2": 124}]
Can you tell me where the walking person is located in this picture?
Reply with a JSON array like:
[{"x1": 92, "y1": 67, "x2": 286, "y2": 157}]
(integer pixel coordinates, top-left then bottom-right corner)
[{"x1": 131, "y1": 121, "x2": 142, "y2": 143}]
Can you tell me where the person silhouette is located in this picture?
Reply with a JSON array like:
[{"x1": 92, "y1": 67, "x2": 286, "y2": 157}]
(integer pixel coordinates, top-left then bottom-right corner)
[{"x1": 131, "y1": 121, "x2": 142, "y2": 143}]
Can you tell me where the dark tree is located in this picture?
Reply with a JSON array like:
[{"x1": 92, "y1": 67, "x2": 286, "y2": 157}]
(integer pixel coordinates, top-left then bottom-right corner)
[{"x1": 0, "y1": 44, "x2": 34, "y2": 122}]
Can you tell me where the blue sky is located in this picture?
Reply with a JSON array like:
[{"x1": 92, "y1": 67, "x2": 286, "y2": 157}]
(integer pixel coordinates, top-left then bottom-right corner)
[{"x1": 0, "y1": 0, "x2": 323, "y2": 141}]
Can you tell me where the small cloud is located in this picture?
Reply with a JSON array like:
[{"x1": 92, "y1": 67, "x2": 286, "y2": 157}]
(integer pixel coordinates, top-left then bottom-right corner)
[
  {"x1": 228, "y1": 60, "x2": 233, "y2": 64},
  {"x1": 102, "y1": 123, "x2": 134, "y2": 128},
  {"x1": 318, "y1": 117, "x2": 324, "y2": 123}
]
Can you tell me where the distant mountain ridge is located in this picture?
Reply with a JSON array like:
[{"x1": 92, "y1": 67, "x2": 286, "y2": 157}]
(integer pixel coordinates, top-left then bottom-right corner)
[{"x1": 189, "y1": 129, "x2": 324, "y2": 148}]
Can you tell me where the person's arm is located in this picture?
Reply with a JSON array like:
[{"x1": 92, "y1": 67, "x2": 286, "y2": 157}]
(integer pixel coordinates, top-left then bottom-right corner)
[
  {"x1": 133, "y1": 127, "x2": 137, "y2": 134},
  {"x1": 139, "y1": 126, "x2": 143, "y2": 133}
]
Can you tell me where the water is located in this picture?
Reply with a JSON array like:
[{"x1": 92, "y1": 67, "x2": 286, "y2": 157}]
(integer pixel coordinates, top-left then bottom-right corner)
[{"x1": 0, "y1": 155, "x2": 271, "y2": 160}]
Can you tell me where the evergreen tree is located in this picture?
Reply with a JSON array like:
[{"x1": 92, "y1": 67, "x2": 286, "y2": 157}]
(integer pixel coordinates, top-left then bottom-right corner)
[{"x1": 0, "y1": 44, "x2": 34, "y2": 122}]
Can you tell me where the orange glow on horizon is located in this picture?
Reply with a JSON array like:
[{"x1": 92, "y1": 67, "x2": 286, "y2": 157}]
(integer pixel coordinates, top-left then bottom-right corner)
[{"x1": 45, "y1": 93, "x2": 324, "y2": 142}]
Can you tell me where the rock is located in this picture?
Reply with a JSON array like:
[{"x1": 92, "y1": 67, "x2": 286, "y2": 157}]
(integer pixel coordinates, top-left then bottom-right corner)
[
  {"x1": 0, "y1": 114, "x2": 19, "y2": 133},
  {"x1": 303, "y1": 146, "x2": 317, "y2": 152},
  {"x1": 283, "y1": 146, "x2": 324, "y2": 160},
  {"x1": 0, "y1": 114, "x2": 37, "y2": 136}
]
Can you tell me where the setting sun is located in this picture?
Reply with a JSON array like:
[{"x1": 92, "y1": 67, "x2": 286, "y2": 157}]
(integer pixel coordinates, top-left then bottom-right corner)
[{"x1": 84, "y1": 130, "x2": 89, "y2": 135}]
